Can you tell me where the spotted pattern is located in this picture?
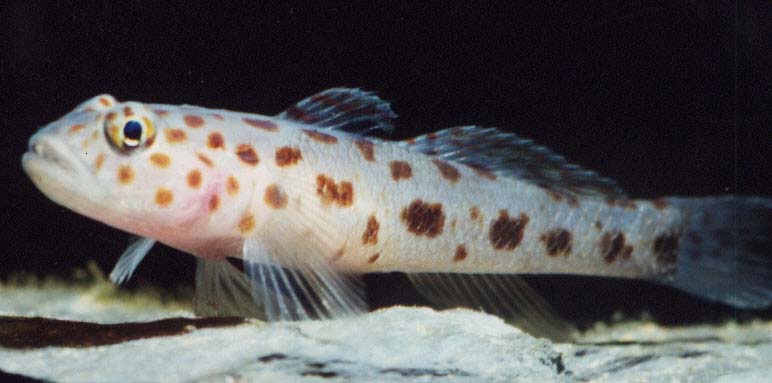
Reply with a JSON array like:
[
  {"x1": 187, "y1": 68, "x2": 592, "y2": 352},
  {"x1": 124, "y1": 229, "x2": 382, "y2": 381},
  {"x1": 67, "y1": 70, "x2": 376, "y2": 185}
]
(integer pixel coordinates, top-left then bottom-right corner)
[
  {"x1": 453, "y1": 245, "x2": 468, "y2": 262},
  {"x1": 196, "y1": 152, "x2": 214, "y2": 167},
  {"x1": 154, "y1": 109, "x2": 169, "y2": 116},
  {"x1": 99, "y1": 97, "x2": 112, "y2": 107},
  {"x1": 183, "y1": 115, "x2": 205, "y2": 128},
  {"x1": 390, "y1": 161, "x2": 413, "y2": 181},
  {"x1": 243, "y1": 118, "x2": 279, "y2": 132},
  {"x1": 303, "y1": 129, "x2": 338, "y2": 144},
  {"x1": 489, "y1": 210, "x2": 529, "y2": 250},
  {"x1": 149, "y1": 153, "x2": 171, "y2": 168},
  {"x1": 208, "y1": 194, "x2": 220, "y2": 212},
  {"x1": 468, "y1": 164, "x2": 497, "y2": 180},
  {"x1": 207, "y1": 132, "x2": 225, "y2": 150},
  {"x1": 238, "y1": 214, "x2": 255, "y2": 233},
  {"x1": 354, "y1": 139, "x2": 375, "y2": 161},
  {"x1": 653, "y1": 234, "x2": 679, "y2": 264},
  {"x1": 264, "y1": 184, "x2": 288, "y2": 209},
  {"x1": 95, "y1": 154, "x2": 105, "y2": 171},
  {"x1": 469, "y1": 207, "x2": 481, "y2": 221},
  {"x1": 123, "y1": 106, "x2": 134, "y2": 117},
  {"x1": 601, "y1": 232, "x2": 633, "y2": 263},
  {"x1": 316, "y1": 175, "x2": 353, "y2": 207},
  {"x1": 362, "y1": 215, "x2": 379, "y2": 245},
  {"x1": 155, "y1": 188, "x2": 174, "y2": 207},
  {"x1": 540, "y1": 229, "x2": 572, "y2": 257},
  {"x1": 400, "y1": 199, "x2": 445, "y2": 238},
  {"x1": 117, "y1": 165, "x2": 134, "y2": 185},
  {"x1": 69, "y1": 124, "x2": 85, "y2": 134},
  {"x1": 235, "y1": 144, "x2": 259, "y2": 166},
  {"x1": 164, "y1": 128, "x2": 187, "y2": 143},
  {"x1": 431, "y1": 159, "x2": 460, "y2": 183},
  {"x1": 226, "y1": 176, "x2": 239, "y2": 196},
  {"x1": 367, "y1": 254, "x2": 380, "y2": 264},
  {"x1": 275, "y1": 146, "x2": 302, "y2": 167},
  {"x1": 187, "y1": 169, "x2": 202, "y2": 189}
]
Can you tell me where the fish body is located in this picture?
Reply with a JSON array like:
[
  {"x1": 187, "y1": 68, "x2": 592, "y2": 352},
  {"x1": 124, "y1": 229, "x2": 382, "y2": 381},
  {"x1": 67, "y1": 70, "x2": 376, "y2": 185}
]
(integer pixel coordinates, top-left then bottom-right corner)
[{"x1": 22, "y1": 89, "x2": 772, "y2": 338}]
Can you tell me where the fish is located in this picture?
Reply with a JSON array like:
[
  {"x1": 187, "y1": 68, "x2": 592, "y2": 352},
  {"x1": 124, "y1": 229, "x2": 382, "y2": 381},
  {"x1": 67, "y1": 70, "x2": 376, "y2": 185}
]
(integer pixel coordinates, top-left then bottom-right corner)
[{"x1": 22, "y1": 88, "x2": 772, "y2": 340}]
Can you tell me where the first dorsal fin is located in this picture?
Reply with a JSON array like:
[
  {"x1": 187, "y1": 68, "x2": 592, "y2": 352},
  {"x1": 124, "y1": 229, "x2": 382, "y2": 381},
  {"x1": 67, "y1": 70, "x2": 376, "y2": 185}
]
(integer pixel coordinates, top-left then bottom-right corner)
[
  {"x1": 277, "y1": 87, "x2": 396, "y2": 135},
  {"x1": 401, "y1": 126, "x2": 626, "y2": 199}
]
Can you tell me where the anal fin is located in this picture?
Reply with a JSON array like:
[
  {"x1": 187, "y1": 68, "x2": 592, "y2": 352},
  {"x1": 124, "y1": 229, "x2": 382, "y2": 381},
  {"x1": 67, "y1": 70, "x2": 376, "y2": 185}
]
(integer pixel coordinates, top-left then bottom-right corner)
[
  {"x1": 407, "y1": 273, "x2": 575, "y2": 342},
  {"x1": 193, "y1": 258, "x2": 262, "y2": 318}
]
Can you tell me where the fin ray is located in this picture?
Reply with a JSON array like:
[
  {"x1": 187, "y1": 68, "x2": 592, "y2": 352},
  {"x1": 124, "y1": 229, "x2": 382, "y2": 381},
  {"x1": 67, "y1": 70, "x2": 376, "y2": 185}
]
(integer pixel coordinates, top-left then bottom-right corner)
[{"x1": 109, "y1": 236, "x2": 156, "y2": 285}]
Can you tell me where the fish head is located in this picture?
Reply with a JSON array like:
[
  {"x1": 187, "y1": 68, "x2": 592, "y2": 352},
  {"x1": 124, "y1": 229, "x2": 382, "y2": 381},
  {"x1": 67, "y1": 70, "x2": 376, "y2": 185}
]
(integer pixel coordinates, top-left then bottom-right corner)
[{"x1": 22, "y1": 95, "x2": 238, "y2": 252}]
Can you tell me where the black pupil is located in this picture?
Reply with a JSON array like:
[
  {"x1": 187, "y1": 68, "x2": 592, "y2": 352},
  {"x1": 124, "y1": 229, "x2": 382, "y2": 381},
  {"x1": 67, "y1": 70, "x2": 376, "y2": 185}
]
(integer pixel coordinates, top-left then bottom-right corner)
[{"x1": 123, "y1": 120, "x2": 142, "y2": 142}]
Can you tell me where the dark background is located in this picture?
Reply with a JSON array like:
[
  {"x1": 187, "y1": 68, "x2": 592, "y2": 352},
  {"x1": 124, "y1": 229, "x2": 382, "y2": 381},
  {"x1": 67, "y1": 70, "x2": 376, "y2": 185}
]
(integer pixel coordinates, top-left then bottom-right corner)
[{"x1": 2, "y1": 2, "x2": 771, "y2": 327}]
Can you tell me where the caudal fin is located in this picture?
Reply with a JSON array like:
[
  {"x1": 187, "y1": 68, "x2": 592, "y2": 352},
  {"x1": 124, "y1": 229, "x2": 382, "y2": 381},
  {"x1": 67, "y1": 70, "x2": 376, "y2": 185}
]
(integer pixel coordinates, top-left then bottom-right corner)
[{"x1": 664, "y1": 196, "x2": 772, "y2": 309}]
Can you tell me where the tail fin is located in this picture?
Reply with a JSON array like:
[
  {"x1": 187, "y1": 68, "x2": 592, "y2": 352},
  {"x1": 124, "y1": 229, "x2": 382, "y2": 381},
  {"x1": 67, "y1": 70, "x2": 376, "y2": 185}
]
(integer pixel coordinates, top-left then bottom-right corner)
[{"x1": 663, "y1": 196, "x2": 772, "y2": 309}]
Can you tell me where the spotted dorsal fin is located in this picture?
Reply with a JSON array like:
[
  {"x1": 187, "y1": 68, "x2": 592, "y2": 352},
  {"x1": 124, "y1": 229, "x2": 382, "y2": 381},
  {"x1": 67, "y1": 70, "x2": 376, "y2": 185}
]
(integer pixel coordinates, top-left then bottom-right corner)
[
  {"x1": 401, "y1": 126, "x2": 626, "y2": 199},
  {"x1": 277, "y1": 88, "x2": 396, "y2": 135}
]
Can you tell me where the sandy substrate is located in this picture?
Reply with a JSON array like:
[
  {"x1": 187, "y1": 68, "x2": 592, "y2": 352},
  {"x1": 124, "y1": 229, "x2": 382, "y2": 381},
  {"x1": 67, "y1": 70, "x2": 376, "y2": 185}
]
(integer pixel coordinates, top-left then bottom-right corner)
[{"x1": 0, "y1": 280, "x2": 770, "y2": 383}]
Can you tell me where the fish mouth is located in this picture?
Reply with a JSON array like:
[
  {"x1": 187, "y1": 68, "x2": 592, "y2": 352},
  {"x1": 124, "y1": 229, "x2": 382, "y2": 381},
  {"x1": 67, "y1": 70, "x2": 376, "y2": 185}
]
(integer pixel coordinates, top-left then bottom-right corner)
[{"x1": 22, "y1": 134, "x2": 104, "y2": 210}]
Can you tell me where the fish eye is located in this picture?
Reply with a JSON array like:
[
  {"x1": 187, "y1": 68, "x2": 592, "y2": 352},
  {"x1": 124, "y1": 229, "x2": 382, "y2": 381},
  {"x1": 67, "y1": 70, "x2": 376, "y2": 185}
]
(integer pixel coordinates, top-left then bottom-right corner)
[{"x1": 104, "y1": 107, "x2": 156, "y2": 153}]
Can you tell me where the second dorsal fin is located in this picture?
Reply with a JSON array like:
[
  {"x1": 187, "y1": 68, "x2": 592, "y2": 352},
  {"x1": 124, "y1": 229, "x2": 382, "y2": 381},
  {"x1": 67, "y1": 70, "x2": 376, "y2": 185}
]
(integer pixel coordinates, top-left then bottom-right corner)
[
  {"x1": 401, "y1": 126, "x2": 626, "y2": 199},
  {"x1": 277, "y1": 88, "x2": 396, "y2": 135}
]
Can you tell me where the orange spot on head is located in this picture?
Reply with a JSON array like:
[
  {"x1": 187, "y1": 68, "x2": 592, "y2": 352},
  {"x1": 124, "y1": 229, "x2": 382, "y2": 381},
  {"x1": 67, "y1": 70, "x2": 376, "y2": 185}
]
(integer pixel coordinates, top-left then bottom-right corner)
[
  {"x1": 164, "y1": 128, "x2": 187, "y2": 143},
  {"x1": 99, "y1": 97, "x2": 112, "y2": 107},
  {"x1": 117, "y1": 165, "x2": 134, "y2": 185},
  {"x1": 207, "y1": 132, "x2": 225, "y2": 150},
  {"x1": 243, "y1": 117, "x2": 278, "y2": 132},
  {"x1": 238, "y1": 214, "x2": 255, "y2": 234},
  {"x1": 106, "y1": 112, "x2": 117, "y2": 121},
  {"x1": 208, "y1": 194, "x2": 220, "y2": 212},
  {"x1": 149, "y1": 153, "x2": 171, "y2": 168},
  {"x1": 362, "y1": 215, "x2": 379, "y2": 245},
  {"x1": 154, "y1": 109, "x2": 169, "y2": 116},
  {"x1": 226, "y1": 176, "x2": 240, "y2": 196},
  {"x1": 183, "y1": 115, "x2": 205, "y2": 128},
  {"x1": 94, "y1": 153, "x2": 105, "y2": 171},
  {"x1": 453, "y1": 245, "x2": 468, "y2": 262},
  {"x1": 264, "y1": 184, "x2": 288, "y2": 209},
  {"x1": 303, "y1": 129, "x2": 338, "y2": 144},
  {"x1": 187, "y1": 169, "x2": 202, "y2": 189},
  {"x1": 236, "y1": 144, "x2": 259, "y2": 166},
  {"x1": 354, "y1": 139, "x2": 375, "y2": 161},
  {"x1": 155, "y1": 188, "x2": 174, "y2": 207},
  {"x1": 69, "y1": 124, "x2": 86, "y2": 134},
  {"x1": 123, "y1": 106, "x2": 134, "y2": 117},
  {"x1": 196, "y1": 152, "x2": 214, "y2": 167},
  {"x1": 389, "y1": 161, "x2": 413, "y2": 181},
  {"x1": 275, "y1": 146, "x2": 302, "y2": 167},
  {"x1": 367, "y1": 253, "x2": 380, "y2": 264}
]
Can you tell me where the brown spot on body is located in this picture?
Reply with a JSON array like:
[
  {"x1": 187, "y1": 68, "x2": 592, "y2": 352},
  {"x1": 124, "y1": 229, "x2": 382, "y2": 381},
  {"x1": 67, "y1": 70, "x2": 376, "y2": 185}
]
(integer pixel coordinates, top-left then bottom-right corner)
[
  {"x1": 367, "y1": 254, "x2": 380, "y2": 264},
  {"x1": 164, "y1": 128, "x2": 187, "y2": 143},
  {"x1": 653, "y1": 198, "x2": 669, "y2": 210},
  {"x1": 547, "y1": 190, "x2": 564, "y2": 202},
  {"x1": 123, "y1": 106, "x2": 134, "y2": 117},
  {"x1": 208, "y1": 194, "x2": 219, "y2": 211},
  {"x1": 94, "y1": 154, "x2": 105, "y2": 171},
  {"x1": 117, "y1": 165, "x2": 134, "y2": 184},
  {"x1": 187, "y1": 169, "x2": 202, "y2": 188},
  {"x1": 196, "y1": 152, "x2": 213, "y2": 167},
  {"x1": 99, "y1": 97, "x2": 112, "y2": 107},
  {"x1": 303, "y1": 129, "x2": 338, "y2": 144},
  {"x1": 400, "y1": 199, "x2": 445, "y2": 238},
  {"x1": 540, "y1": 229, "x2": 572, "y2": 257},
  {"x1": 332, "y1": 248, "x2": 345, "y2": 262},
  {"x1": 155, "y1": 188, "x2": 173, "y2": 207},
  {"x1": 470, "y1": 207, "x2": 481, "y2": 220},
  {"x1": 264, "y1": 184, "x2": 288, "y2": 209},
  {"x1": 594, "y1": 221, "x2": 603, "y2": 231},
  {"x1": 489, "y1": 210, "x2": 529, "y2": 250},
  {"x1": 275, "y1": 146, "x2": 302, "y2": 167},
  {"x1": 207, "y1": 132, "x2": 225, "y2": 150},
  {"x1": 468, "y1": 164, "x2": 497, "y2": 180},
  {"x1": 653, "y1": 234, "x2": 679, "y2": 264},
  {"x1": 154, "y1": 109, "x2": 169, "y2": 116},
  {"x1": 149, "y1": 153, "x2": 171, "y2": 168},
  {"x1": 226, "y1": 176, "x2": 240, "y2": 196},
  {"x1": 354, "y1": 140, "x2": 375, "y2": 161},
  {"x1": 432, "y1": 160, "x2": 460, "y2": 183},
  {"x1": 315, "y1": 175, "x2": 354, "y2": 207},
  {"x1": 235, "y1": 144, "x2": 259, "y2": 166},
  {"x1": 389, "y1": 161, "x2": 413, "y2": 181},
  {"x1": 362, "y1": 215, "x2": 379, "y2": 245},
  {"x1": 453, "y1": 245, "x2": 468, "y2": 262},
  {"x1": 601, "y1": 232, "x2": 631, "y2": 263},
  {"x1": 238, "y1": 214, "x2": 255, "y2": 233},
  {"x1": 106, "y1": 112, "x2": 117, "y2": 121},
  {"x1": 69, "y1": 124, "x2": 85, "y2": 134},
  {"x1": 183, "y1": 115, "x2": 205, "y2": 128},
  {"x1": 243, "y1": 118, "x2": 278, "y2": 132}
]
